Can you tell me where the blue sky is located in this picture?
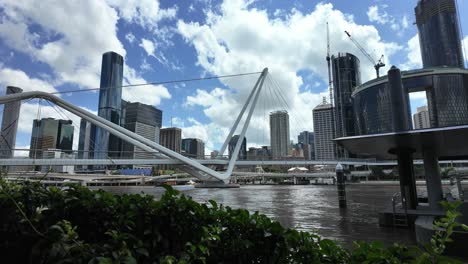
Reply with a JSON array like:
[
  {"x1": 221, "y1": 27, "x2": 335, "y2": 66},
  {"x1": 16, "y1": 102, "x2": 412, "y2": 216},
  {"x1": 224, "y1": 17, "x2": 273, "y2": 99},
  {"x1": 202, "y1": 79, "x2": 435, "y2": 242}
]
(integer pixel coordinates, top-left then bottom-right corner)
[{"x1": 0, "y1": 0, "x2": 467, "y2": 156}]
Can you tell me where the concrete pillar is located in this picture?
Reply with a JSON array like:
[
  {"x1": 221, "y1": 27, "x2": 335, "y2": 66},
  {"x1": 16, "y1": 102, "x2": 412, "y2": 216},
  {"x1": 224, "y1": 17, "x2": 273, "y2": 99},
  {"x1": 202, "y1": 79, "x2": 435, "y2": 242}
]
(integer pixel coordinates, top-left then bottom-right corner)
[
  {"x1": 423, "y1": 148, "x2": 443, "y2": 209},
  {"x1": 336, "y1": 163, "x2": 347, "y2": 208},
  {"x1": 396, "y1": 149, "x2": 418, "y2": 210}
]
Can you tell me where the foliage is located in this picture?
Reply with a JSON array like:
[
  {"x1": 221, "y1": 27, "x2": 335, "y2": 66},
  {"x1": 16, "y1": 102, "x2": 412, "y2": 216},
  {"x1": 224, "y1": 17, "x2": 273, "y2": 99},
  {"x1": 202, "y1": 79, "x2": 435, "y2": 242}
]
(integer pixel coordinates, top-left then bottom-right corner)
[
  {"x1": 411, "y1": 200, "x2": 468, "y2": 264},
  {"x1": 0, "y1": 179, "x2": 465, "y2": 263}
]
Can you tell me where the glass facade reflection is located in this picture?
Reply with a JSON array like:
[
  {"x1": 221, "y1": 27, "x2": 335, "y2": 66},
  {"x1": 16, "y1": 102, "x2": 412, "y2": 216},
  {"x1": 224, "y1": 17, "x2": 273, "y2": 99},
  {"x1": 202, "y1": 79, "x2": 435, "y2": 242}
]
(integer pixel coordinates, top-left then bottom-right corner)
[
  {"x1": 415, "y1": 0, "x2": 464, "y2": 67},
  {"x1": 332, "y1": 53, "x2": 361, "y2": 158},
  {"x1": 353, "y1": 68, "x2": 468, "y2": 135},
  {"x1": 94, "y1": 51, "x2": 124, "y2": 159},
  {"x1": 29, "y1": 118, "x2": 74, "y2": 159}
]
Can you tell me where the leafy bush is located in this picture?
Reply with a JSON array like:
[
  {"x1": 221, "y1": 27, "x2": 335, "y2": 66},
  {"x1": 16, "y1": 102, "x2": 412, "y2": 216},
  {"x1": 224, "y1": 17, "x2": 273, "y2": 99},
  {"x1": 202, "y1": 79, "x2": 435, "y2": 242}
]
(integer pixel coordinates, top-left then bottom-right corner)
[{"x1": 0, "y1": 180, "x2": 463, "y2": 263}]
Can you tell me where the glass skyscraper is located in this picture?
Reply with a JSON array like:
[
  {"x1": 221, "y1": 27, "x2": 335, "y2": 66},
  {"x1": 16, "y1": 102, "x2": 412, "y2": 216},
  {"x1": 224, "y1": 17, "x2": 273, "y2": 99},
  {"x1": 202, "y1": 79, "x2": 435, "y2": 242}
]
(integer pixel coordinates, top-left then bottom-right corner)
[
  {"x1": 228, "y1": 135, "x2": 247, "y2": 160},
  {"x1": 0, "y1": 86, "x2": 22, "y2": 158},
  {"x1": 29, "y1": 118, "x2": 74, "y2": 159},
  {"x1": 415, "y1": 0, "x2": 464, "y2": 68},
  {"x1": 93, "y1": 51, "x2": 124, "y2": 159}
]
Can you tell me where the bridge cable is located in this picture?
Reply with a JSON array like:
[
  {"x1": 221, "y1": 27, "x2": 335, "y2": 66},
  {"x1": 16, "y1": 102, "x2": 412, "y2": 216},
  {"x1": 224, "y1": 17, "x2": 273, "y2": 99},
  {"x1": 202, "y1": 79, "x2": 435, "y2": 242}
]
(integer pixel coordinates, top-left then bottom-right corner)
[{"x1": 50, "y1": 71, "x2": 263, "y2": 95}]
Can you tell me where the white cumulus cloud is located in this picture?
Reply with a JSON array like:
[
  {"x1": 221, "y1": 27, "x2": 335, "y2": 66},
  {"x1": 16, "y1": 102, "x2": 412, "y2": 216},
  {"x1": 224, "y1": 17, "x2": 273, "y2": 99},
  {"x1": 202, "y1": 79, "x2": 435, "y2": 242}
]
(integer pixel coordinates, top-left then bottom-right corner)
[{"x1": 177, "y1": 1, "x2": 402, "y2": 153}]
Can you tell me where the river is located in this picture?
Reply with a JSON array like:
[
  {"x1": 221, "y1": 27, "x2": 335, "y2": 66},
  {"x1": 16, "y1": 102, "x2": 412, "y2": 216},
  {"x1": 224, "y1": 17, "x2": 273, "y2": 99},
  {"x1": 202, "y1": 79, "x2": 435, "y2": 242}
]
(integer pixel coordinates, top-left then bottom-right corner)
[{"x1": 100, "y1": 183, "x2": 417, "y2": 247}]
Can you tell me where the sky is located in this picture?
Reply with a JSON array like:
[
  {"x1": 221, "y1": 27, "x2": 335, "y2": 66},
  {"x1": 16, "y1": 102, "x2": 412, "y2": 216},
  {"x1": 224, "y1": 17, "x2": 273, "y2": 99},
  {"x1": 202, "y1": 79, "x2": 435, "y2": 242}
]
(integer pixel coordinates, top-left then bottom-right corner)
[{"x1": 0, "y1": 0, "x2": 467, "y2": 157}]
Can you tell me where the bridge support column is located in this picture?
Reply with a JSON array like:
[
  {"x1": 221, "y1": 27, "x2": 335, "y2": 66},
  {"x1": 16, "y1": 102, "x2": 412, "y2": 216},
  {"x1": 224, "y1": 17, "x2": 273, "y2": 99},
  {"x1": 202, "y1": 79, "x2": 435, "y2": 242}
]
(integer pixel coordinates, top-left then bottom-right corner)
[
  {"x1": 422, "y1": 148, "x2": 443, "y2": 210},
  {"x1": 396, "y1": 148, "x2": 418, "y2": 210}
]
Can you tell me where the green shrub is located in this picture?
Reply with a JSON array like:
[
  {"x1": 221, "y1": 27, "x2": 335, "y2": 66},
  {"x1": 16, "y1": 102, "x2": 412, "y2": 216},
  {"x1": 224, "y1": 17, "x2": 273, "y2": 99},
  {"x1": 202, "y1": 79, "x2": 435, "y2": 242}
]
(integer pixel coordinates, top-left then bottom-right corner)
[{"x1": 0, "y1": 180, "x2": 463, "y2": 263}]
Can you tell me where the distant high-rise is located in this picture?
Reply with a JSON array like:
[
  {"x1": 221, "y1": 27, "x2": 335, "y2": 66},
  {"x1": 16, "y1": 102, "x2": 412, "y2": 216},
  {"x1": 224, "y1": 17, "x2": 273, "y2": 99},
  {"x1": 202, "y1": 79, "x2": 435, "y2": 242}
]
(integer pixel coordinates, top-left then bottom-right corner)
[
  {"x1": 415, "y1": 0, "x2": 464, "y2": 68},
  {"x1": 313, "y1": 101, "x2": 336, "y2": 160},
  {"x1": 77, "y1": 119, "x2": 93, "y2": 170},
  {"x1": 29, "y1": 118, "x2": 74, "y2": 159},
  {"x1": 0, "y1": 86, "x2": 22, "y2": 158},
  {"x1": 298, "y1": 131, "x2": 315, "y2": 160},
  {"x1": 413, "y1": 105, "x2": 431, "y2": 129},
  {"x1": 121, "y1": 101, "x2": 163, "y2": 160},
  {"x1": 160, "y1": 127, "x2": 182, "y2": 153},
  {"x1": 270, "y1": 110, "x2": 290, "y2": 158},
  {"x1": 228, "y1": 135, "x2": 247, "y2": 160},
  {"x1": 94, "y1": 51, "x2": 124, "y2": 159},
  {"x1": 182, "y1": 138, "x2": 205, "y2": 159}
]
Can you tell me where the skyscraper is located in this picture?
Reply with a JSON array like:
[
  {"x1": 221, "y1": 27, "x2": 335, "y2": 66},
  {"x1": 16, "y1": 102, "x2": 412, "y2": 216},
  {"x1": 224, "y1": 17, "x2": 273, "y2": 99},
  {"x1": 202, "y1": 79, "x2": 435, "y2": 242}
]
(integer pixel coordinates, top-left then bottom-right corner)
[
  {"x1": 228, "y1": 135, "x2": 247, "y2": 160},
  {"x1": 77, "y1": 119, "x2": 93, "y2": 170},
  {"x1": 94, "y1": 51, "x2": 124, "y2": 159},
  {"x1": 182, "y1": 138, "x2": 205, "y2": 159},
  {"x1": 313, "y1": 101, "x2": 336, "y2": 160},
  {"x1": 415, "y1": 0, "x2": 464, "y2": 68},
  {"x1": 160, "y1": 127, "x2": 182, "y2": 153},
  {"x1": 0, "y1": 86, "x2": 22, "y2": 158},
  {"x1": 121, "y1": 101, "x2": 163, "y2": 160},
  {"x1": 270, "y1": 110, "x2": 290, "y2": 158},
  {"x1": 413, "y1": 105, "x2": 431, "y2": 129},
  {"x1": 29, "y1": 118, "x2": 74, "y2": 159},
  {"x1": 298, "y1": 131, "x2": 315, "y2": 160},
  {"x1": 332, "y1": 52, "x2": 361, "y2": 158}
]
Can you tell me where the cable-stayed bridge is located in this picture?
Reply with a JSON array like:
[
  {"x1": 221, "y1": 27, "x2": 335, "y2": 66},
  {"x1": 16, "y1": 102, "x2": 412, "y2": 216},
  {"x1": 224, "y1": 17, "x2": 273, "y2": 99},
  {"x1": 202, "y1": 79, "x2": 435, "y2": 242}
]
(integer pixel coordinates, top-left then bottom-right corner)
[{"x1": 1, "y1": 68, "x2": 464, "y2": 183}]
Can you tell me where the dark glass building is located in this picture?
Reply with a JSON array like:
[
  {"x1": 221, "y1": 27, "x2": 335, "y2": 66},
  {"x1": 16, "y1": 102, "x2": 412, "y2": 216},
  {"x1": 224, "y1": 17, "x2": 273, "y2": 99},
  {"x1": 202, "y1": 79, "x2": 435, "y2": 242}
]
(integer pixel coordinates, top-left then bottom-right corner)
[
  {"x1": 181, "y1": 138, "x2": 205, "y2": 159},
  {"x1": 29, "y1": 118, "x2": 74, "y2": 159},
  {"x1": 353, "y1": 68, "x2": 468, "y2": 135},
  {"x1": 121, "y1": 101, "x2": 162, "y2": 161},
  {"x1": 228, "y1": 135, "x2": 247, "y2": 160},
  {"x1": 0, "y1": 86, "x2": 22, "y2": 158},
  {"x1": 415, "y1": 0, "x2": 464, "y2": 68},
  {"x1": 332, "y1": 53, "x2": 361, "y2": 158},
  {"x1": 94, "y1": 51, "x2": 124, "y2": 159}
]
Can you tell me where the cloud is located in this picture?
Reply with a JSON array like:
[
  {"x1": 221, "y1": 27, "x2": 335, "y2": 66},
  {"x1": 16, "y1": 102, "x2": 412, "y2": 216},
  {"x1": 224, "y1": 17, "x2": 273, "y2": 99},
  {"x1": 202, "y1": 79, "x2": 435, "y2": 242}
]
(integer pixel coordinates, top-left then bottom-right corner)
[
  {"x1": 177, "y1": 1, "x2": 401, "y2": 152},
  {"x1": 0, "y1": 67, "x2": 58, "y2": 94},
  {"x1": 139, "y1": 38, "x2": 156, "y2": 57},
  {"x1": 0, "y1": 0, "x2": 125, "y2": 89},
  {"x1": 367, "y1": 5, "x2": 392, "y2": 25},
  {"x1": 122, "y1": 66, "x2": 171, "y2": 106},
  {"x1": 125, "y1": 32, "x2": 136, "y2": 43},
  {"x1": 463, "y1": 36, "x2": 468, "y2": 65},
  {"x1": 367, "y1": 5, "x2": 409, "y2": 35},
  {"x1": 0, "y1": 0, "x2": 172, "y2": 108},
  {"x1": 400, "y1": 34, "x2": 422, "y2": 70},
  {"x1": 106, "y1": 0, "x2": 177, "y2": 29}
]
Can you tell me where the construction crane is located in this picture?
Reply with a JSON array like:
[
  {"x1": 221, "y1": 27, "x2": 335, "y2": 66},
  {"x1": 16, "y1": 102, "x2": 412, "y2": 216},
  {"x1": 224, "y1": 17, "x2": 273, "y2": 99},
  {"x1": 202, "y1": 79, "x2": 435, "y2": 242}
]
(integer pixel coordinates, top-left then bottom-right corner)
[{"x1": 344, "y1": 30, "x2": 385, "y2": 78}]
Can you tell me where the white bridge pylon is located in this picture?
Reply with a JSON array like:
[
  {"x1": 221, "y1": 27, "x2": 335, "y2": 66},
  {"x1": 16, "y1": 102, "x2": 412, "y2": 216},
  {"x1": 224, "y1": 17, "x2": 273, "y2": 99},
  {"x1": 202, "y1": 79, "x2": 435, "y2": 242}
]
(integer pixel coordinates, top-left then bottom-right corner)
[{"x1": 0, "y1": 68, "x2": 269, "y2": 183}]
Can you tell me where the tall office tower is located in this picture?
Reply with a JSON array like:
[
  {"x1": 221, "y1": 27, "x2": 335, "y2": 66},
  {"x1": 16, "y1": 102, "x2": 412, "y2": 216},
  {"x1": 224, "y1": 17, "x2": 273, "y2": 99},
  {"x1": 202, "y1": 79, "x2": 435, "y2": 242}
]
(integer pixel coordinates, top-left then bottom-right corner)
[
  {"x1": 313, "y1": 101, "x2": 336, "y2": 160},
  {"x1": 0, "y1": 86, "x2": 22, "y2": 158},
  {"x1": 415, "y1": 0, "x2": 464, "y2": 68},
  {"x1": 160, "y1": 127, "x2": 182, "y2": 153},
  {"x1": 332, "y1": 53, "x2": 361, "y2": 158},
  {"x1": 413, "y1": 105, "x2": 431, "y2": 129},
  {"x1": 298, "y1": 131, "x2": 315, "y2": 160},
  {"x1": 121, "y1": 101, "x2": 162, "y2": 161},
  {"x1": 270, "y1": 110, "x2": 290, "y2": 158},
  {"x1": 94, "y1": 51, "x2": 124, "y2": 160},
  {"x1": 228, "y1": 135, "x2": 247, "y2": 160},
  {"x1": 29, "y1": 118, "x2": 74, "y2": 159},
  {"x1": 182, "y1": 138, "x2": 205, "y2": 159},
  {"x1": 77, "y1": 119, "x2": 92, "y2": 170}
]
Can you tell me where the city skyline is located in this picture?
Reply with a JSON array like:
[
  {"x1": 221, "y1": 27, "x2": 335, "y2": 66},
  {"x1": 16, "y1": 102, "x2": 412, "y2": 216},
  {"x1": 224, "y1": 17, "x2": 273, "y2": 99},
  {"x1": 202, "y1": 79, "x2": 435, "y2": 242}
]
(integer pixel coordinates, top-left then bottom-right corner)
[{"x1": 0, "y1": 0, "x2": 467, "y2": 156}]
